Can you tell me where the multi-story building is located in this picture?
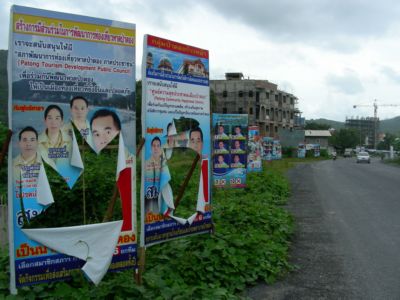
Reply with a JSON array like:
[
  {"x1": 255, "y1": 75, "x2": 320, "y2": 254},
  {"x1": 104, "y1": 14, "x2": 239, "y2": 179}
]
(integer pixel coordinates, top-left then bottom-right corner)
[
  {"x1": 345, "y1": 117, "x2": 379, "y2": 148},
  {"x1": 210, "y1": 72, "x2": 302, "y2": 137}
]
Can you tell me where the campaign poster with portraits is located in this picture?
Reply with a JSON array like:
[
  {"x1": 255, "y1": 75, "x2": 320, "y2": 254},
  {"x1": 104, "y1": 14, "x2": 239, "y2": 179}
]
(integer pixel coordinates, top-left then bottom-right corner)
[
  {"x1": 262, "y1": 137, "x2": 273, "y2": 161},
  {"x1": 141, "y1": 35, "x2": 212, "y2": 247},
  {"x1": 247, "y1": 126, "x2": 262, "y2": 172},
  {"x1": 314, "y1": 144, "x2": 321, "y2": 157},
  {"x1": 298, "y1": 143, "x2": 306, "y2": 158},
  {"x1": 8, "y1": 6, "x2": 136, "y2": 291},
  {"x1": 212, "y1": 114, "x2": 248, "y2": 188},
  {"x1": 272, "y1": 140, "x2": 282, "y2": 160}
]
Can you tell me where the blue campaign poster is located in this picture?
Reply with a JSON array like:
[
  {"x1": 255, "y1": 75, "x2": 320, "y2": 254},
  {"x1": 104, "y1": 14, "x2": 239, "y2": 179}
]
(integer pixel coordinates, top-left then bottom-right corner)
[
  {"x1": 298, "y1": 143, "x2": 306, "y2": 158},
  {"x1": 212, "y1": 114, "x2": 248, "y2": 188},
  {"x1": 272, "y1": 140, "x2": 282, "y2": 160},
  {"x1": 141, "y1": 35, "x2": 212, "y2": 246},
  {"x1": 262, "y1": 137, "x2": 273, "y2": 161},
  {"x1": 8, "y1": 5, "x2": 136, "y2": 290},
  {"x1": 247, "y1": 126, "x2": 262, "y2": 172}
]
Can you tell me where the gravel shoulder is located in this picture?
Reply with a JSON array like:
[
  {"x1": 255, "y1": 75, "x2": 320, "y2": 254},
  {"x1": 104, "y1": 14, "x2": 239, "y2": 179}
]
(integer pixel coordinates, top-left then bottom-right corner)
[{"x1": 246, "y1": 162, "x2": 355, "y2": 299}]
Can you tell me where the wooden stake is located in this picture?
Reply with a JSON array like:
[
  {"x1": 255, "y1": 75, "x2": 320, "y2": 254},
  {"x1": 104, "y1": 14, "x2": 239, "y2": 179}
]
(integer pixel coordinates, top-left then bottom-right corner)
[
  {"x1": 134, "y1": 138, "x2": 145, "y2": 285},
  {"x1": 136, "y1": 246, "x2": 146, "y2": 285}
]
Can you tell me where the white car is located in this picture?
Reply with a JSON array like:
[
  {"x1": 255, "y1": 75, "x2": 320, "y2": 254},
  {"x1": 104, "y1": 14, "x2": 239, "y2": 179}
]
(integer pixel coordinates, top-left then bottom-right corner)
[{"x1": 356, "y1": 151, "x2": 370, "y2": 163}]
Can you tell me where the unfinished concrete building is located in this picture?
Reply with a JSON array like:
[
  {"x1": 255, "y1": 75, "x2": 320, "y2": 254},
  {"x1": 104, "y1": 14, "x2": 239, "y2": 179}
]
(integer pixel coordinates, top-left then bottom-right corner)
[
  {"x1": 345, "y1": 117, "x2": 379, "y2": 148},
  {"x1": 210, "y1": 72, "x2": 302, "y2": 137}
]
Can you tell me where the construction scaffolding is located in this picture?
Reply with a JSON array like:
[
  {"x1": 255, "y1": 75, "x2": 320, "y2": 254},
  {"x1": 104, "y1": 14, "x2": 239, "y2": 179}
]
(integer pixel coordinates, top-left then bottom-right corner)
[{"x1": 345, "y1": 116, "x2": 379, "y2": 148}]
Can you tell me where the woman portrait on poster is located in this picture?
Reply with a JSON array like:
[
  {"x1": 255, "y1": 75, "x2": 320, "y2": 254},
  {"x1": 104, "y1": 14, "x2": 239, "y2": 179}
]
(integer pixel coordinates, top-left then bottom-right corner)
[{"x1": 38, "y1": 104, "x2": 72, "y2": 169}]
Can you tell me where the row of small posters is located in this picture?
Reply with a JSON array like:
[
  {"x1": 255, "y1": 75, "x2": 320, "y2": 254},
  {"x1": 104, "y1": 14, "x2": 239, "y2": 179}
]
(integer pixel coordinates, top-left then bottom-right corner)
[
  {"x1": 7, "y1": 5, "x2": 212, "y2": 293},
  {"x1": 298, "y1": 144, "x2": 321, "y2": 158}
]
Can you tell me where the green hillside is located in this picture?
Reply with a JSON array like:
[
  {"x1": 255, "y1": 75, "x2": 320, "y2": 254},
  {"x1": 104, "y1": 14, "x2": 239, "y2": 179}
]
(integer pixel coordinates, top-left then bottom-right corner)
[
  {"x1": 308, "y1": 117, "x2": 400, "y2": 135},
  {"x1": 380, "y1": 116, "x2": 400, "y2": 135},
  {"x1": 306, "y1": 118, "x2": 345, "y2": 130}
]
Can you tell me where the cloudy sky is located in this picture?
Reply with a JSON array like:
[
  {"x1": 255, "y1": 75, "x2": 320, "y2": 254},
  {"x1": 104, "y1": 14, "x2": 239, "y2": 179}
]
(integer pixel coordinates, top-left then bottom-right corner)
[{"x1": 2, "y1": 0, "x2": 400, "y2": 122}]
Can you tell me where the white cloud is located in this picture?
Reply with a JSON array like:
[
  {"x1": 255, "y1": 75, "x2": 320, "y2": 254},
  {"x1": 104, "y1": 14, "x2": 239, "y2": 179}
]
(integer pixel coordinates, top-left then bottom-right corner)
[{"x1": 2, "y1": 0, "x2": 400, "y2": 121}]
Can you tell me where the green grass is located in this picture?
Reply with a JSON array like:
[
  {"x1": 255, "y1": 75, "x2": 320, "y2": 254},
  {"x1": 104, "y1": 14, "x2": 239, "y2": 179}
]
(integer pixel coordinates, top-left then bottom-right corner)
[
  {"x1": 385, "y1": 157, "x2": 400, "y2": 166},
  {"x1": 264, "y1": 157, "x2": 327, "y2": 174}
]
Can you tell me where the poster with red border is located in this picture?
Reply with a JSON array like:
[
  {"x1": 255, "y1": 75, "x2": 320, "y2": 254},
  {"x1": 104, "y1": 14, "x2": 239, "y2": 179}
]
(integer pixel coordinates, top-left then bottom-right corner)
[{"x1": 141, "y1": 35, "x2": 212, "y2": 246}]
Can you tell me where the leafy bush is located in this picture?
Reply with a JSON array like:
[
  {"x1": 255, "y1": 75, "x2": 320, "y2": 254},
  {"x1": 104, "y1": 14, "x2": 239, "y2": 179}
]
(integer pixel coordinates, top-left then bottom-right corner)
[
  {"x1": 320, "y1": 149, "x2": 329, "y2": 158},
  {"x1": 282, "y1": 147, "x2": 297, "y2": 158},
  {"x1": 1, "y1": 157, "x2": 294, "y2": 299}
]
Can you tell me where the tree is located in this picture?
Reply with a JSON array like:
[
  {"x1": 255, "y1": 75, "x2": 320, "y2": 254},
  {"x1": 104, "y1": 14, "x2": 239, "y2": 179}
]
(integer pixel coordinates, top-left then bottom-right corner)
[
  {"x1": 377, "y1": 133, "x2": 400, "y2": 151},
  {"x1": 329, "y1": 128, "x2": 359, "y2": 152}
]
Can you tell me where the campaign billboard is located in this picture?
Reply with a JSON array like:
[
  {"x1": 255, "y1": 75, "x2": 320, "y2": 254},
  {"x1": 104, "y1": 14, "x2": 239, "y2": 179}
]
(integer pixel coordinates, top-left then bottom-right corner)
[
  {"x1": 298, "y1": 143, "x2": 306, "y2": 158},
  {"x1": 8, "y1": 5, "x2": 136, "y2": 291},
  {"x1": 141, "y1": 35, "x2": 212, "y2": 246},
  {"x1": 247, "y1": 126, "x2": 262, "y2": 172},
  {"x1": 212, "y1": 114, "x2": 248, "y2": 188},
  {"x1": 262, "y1": 137, "x2": 273, "y2": 161},
  {"x1": 272, "y1": 140, "x2": 282, "y2": 160}
]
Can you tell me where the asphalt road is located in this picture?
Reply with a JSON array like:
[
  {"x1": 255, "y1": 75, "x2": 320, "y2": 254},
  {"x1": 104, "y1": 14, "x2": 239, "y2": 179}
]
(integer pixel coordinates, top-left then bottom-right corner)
[{"x1": 247, "y1": 158, "x2": 400, "y2": 299}]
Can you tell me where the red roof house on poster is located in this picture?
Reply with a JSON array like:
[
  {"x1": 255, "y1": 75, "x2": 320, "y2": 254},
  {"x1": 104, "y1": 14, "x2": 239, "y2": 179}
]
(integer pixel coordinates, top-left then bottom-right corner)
[{"x1": 178, "y1": 59, "x2": 208, "y2": 77}]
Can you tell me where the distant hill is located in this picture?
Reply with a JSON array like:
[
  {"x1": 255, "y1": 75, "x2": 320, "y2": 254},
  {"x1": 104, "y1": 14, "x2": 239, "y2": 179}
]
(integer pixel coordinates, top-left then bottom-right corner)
[
  {"x1": 306, "y1": 118, "x2": 345, "y2": 130},
  {"x1": 308, "y1": 117, "x2": 400, "y2": 135},
  {"x1": 380, "y1": 116, "x2": 400, "y2": 135}
]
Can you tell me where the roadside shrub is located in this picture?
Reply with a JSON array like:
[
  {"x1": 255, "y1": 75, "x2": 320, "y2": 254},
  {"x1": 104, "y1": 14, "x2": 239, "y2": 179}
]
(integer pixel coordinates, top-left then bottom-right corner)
[
  {"x1": 0, "y1": 156, "x2": 294, "y2": 299},
  {"x1": 282, "y1": 147, "x2": 297, "y2": 158}
]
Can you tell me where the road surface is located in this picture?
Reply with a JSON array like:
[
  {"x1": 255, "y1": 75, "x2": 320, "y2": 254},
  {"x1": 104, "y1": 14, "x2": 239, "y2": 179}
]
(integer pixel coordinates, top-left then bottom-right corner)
[{"x1": 247, "y1": 158, "x2": 400, "y2": 299}]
